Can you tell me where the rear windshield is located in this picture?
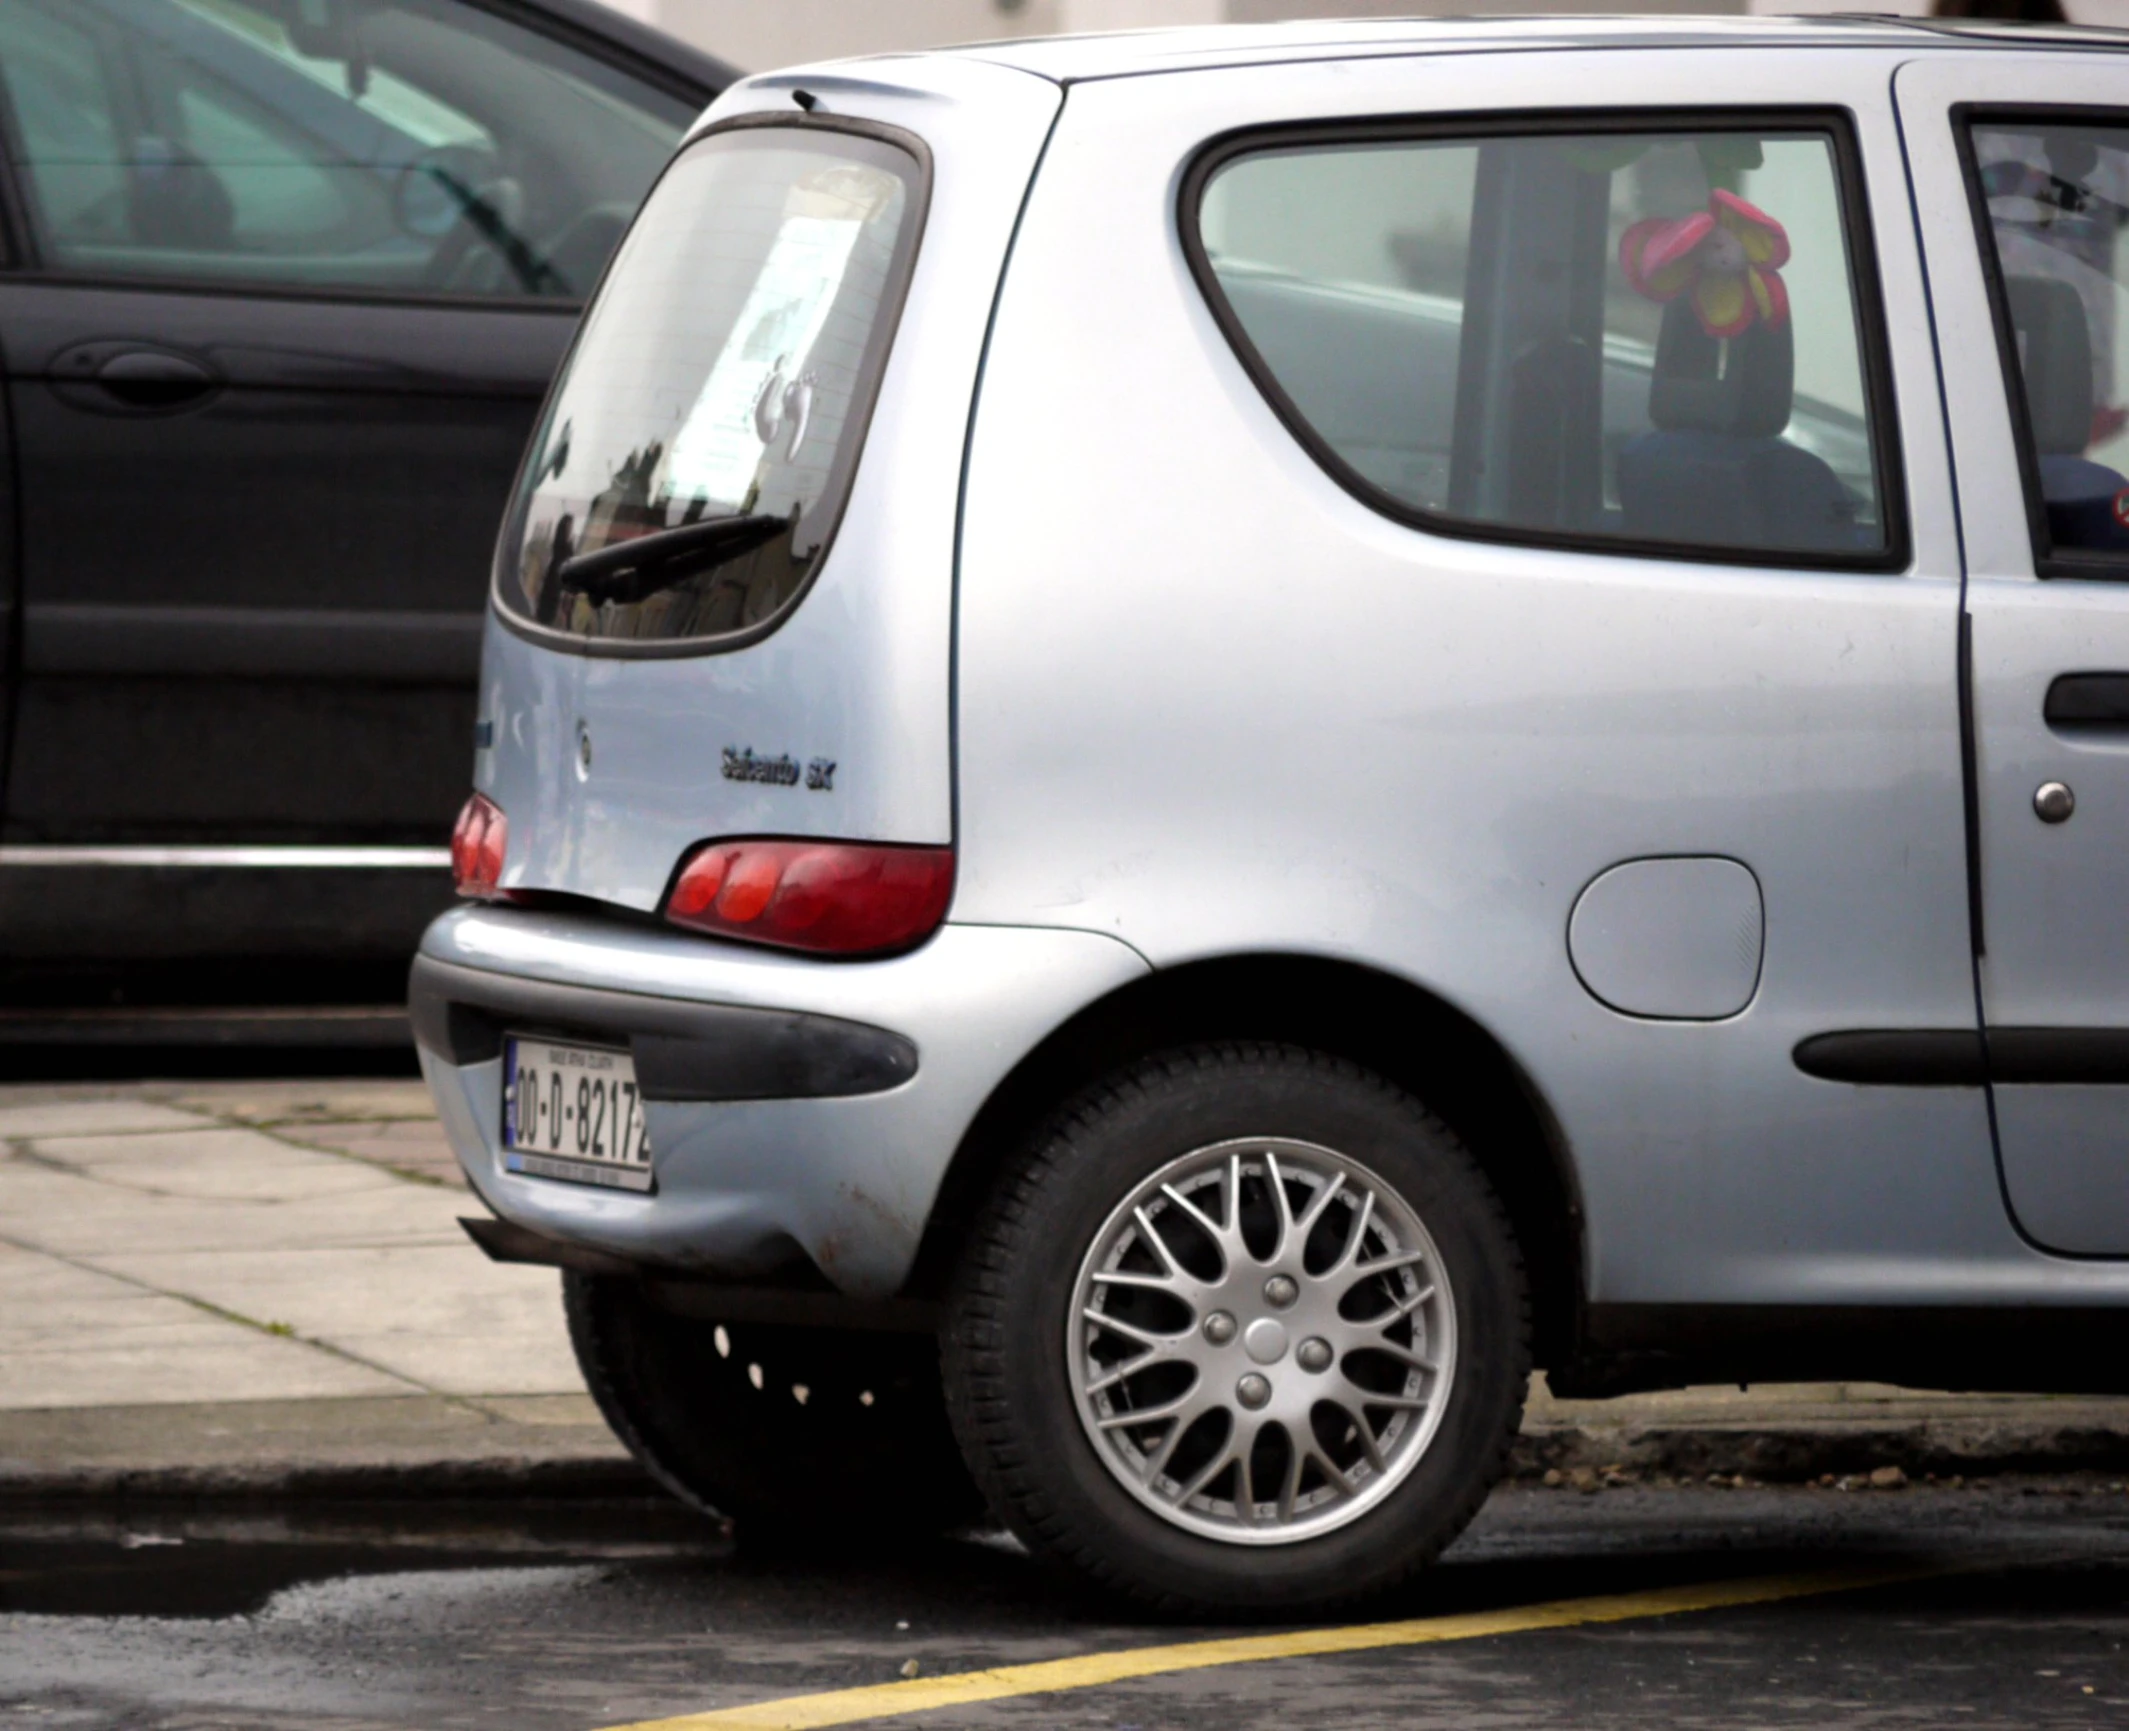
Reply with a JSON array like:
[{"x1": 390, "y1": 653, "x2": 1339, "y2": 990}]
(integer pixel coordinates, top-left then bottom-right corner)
[{"x1": 496, "y1": 123, "x2": 923, "y2": 649}]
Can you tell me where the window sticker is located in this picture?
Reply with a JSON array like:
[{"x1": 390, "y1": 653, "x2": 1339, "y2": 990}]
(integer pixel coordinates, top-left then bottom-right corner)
[
  {"x1": 663, "y1": 166, "x2": 896, "y2": 513},
  {"x1": 499, "y1": 131, "x2": 921, "y2": 647}
]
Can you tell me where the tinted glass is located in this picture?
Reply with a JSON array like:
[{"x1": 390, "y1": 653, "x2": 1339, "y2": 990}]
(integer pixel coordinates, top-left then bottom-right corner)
[
  {"x1": 0, "y1": 0, "x2": 696, "y2": 298},
  {"x1": 1969, "y1": 119, "x2": 2129, "y2": 571},
  {"x1": 1196, "y1": 126, "x2": 1888, "y2": 563},
  {"x1": 498, "y1": 126, "x2": 922, "y2": 648}
]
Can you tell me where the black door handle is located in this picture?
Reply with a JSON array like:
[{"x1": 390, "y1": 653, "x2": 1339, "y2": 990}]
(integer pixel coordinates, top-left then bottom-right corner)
[
  {"x1": 94, "y1": 349, "x2": 219, "y2": 409},
  {"x1": 2044, "y1": 673, "x2": 2129, "y2": 730}
]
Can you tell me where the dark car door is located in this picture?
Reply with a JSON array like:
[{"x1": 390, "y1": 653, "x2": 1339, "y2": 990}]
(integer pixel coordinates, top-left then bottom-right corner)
[{"x1": 0, "y1": 0, "x2": 715, "y2": 1001}]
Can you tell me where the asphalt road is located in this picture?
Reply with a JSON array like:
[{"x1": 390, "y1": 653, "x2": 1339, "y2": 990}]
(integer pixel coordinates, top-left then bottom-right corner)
[{"x1": 5, "y1": 1483, "x2": 2129, "y2": 1729}]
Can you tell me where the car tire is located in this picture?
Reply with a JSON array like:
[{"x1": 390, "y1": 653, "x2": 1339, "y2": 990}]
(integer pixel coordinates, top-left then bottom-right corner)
[
  {"x1": 942, "y1": 1043, "x2": 1531, "y2": 1613},
  {"x1": 563, "y1": 1273, "x2": 984, "y2": 1540}
]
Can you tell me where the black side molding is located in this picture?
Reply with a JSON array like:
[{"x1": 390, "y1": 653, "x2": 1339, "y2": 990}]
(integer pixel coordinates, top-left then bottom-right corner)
[
  {"x1": 1990, "y1": 1028, "x2": 2129, "y2": 1084},
  {"x1": 410, "y1": 954, "x2": 916, "y2": 1101},
  {"x1": 1793, "y1": 1029, "x2": 1984, "y2": 1086},
  {"x1": 1585, "y1": 1301, "x2": 2129, "y2": 1395},
  {"x1": 1795, "y1": 1026, "x2": 2129, "y2": 1086}
]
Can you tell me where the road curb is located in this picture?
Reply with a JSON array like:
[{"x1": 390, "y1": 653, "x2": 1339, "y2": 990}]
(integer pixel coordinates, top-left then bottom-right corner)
[
  {"x1": 9, "y1": 1420, "x2": 2129, "y2": 1503},
  {"x1": 0, "y1": 1455, "x2": 657, "y2": 1504},
  {"x1": 1513, "y1": 1418, "x2": 2129, "y2": 1482}
]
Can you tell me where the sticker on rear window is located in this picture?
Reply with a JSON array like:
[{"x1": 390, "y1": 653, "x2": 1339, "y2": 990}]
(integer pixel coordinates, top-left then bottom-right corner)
[
  {"x1": 498, "y1": 131, "x2": 923, "y2": 650},
  {"x1": 665, "y1": 211, "x2": 863, "y2": 510}
]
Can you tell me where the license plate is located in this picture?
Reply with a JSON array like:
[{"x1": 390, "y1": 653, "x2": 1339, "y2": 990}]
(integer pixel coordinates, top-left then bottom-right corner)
[{"x1": 502, "y1": 1036, "x2": 653, "y2": 1191}]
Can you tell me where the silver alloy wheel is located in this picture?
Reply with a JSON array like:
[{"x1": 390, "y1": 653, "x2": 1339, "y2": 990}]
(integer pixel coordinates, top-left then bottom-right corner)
[{"x1": 1067, "y1": 1136, "x2": 1456, "y2": 1545}]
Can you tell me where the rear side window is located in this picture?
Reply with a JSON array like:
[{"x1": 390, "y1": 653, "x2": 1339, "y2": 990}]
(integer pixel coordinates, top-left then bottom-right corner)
[
  {"x1": 1187, "y1": 119, "x2": 1901, "y2": 568},
  {"x1": 498, "y1": 122, "x2": 924, "y2": 651},
  {"x1": 1964, "y1": 114, "x2": 2129, "y2": 577}
]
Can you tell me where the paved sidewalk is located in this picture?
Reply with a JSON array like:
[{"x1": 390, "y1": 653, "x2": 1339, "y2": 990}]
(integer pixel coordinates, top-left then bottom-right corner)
[
  {"x1": 0, "y1": 1081, "x2": 630, "y2": 1493},
  {"x1": 4, "y1": 1080, "x2": 2129, "y2": 1497}
]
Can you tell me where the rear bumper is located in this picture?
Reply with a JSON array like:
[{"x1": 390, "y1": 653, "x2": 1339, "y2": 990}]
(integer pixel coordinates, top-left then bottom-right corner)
[{"x1": 413, "y1": 905, "x2": 1148, "y2": 1297}]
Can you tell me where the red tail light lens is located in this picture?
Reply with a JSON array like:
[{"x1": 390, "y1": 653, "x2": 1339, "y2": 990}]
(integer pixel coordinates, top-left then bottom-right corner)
[
  {"x1": 663, "y1": 839, "x2": 954, "y2": 956},
  {"x1": 451, "y1": 793, "x2": 508, "y2": 899}
]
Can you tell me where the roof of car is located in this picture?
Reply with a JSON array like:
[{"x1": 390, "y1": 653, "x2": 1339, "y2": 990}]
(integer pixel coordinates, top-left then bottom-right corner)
[{"x1": 781, "y1": 13, "x2": 2127, "y2": 88}]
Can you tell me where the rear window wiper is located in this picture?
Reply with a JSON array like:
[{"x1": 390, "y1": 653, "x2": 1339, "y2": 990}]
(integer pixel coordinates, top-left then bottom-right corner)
[{"x1": 556, "y1": 513, "x2": 791, "y2": 605}]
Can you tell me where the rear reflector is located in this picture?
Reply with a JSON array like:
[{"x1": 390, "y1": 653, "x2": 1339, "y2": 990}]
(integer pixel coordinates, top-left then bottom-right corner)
[
  {"x1": 663, "y1": 839, "x2": 953, "y2": 956},
  {"x1": 450, "y1": 793, "x2": 508, "y2": 898}
]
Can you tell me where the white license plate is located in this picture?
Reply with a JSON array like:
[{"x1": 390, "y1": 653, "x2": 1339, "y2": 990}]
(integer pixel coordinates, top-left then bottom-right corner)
[{"x1": 502, "y1": 1036, "x2": 653, "y2": 1191}]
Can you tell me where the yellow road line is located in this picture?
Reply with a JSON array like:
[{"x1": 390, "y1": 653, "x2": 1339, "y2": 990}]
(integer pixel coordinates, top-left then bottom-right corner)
[{"x1": 604, "y1": 1560, "x2": 1942, "y2": 1731}]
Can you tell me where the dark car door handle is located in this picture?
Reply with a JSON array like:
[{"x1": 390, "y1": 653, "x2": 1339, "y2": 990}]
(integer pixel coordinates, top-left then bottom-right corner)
[
  {"x1": 93, "y1": 349, "x2": 220, "y2": 409},
  {"x1": 2044, "y1": 673, "x2": 2129, "y2": 730}
]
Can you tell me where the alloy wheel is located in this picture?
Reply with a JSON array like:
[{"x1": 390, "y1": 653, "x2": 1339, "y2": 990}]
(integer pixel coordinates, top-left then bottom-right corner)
[{"x1": 1067, "y1": 1136, "x2": 1456, "y2": 1545}]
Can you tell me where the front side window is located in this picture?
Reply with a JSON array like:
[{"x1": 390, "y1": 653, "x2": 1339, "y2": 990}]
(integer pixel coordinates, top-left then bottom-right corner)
[
  {"x1": 0, "y1": 0, "x2": 697, "y2": 299},
  {"x1": 1190, "y1": 119, "x2": 1897, "y2": 566},
  {"x1": 498, "y1": 124, "x2": 924, "y2": 650},
  {"x1": 1966, "y1": 116, "x2": 2129, "y2": 575}
]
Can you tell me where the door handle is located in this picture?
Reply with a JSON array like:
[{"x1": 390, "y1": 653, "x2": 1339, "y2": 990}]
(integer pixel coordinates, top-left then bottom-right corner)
[
  {"x1": 93, "y1": 349, "x2": 219, "y2": 410},
  {"x1": 2043, "y1": 672, "x2": 2129, "y2": 731}
]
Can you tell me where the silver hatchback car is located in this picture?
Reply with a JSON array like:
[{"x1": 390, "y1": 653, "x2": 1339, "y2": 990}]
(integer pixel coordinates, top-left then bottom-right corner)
[{"x1": 415, "y1": 15, "x2": 2129, "y2": 1612}]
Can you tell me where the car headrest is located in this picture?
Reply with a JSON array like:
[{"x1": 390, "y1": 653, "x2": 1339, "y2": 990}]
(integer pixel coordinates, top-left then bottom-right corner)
[
  {"x1": 2005, "y1": 276, "x2": 2093, "y2": 456},
  {"x1": 1647, "y1": 299, "x2": 1794, "y2": 438}
]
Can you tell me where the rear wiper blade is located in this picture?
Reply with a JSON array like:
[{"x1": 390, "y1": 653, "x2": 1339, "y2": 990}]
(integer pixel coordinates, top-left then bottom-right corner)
[{"x1": 556, "y1": 513, "x2": 790, "y2": 603}]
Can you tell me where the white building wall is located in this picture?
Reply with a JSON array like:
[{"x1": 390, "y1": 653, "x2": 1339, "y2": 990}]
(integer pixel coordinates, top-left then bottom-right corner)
[
  {"x1": 619, "y1": 1, "x2": 2121, "y2": 79},
  {"x1": 623, "y1": 0, "x2": 1782, "y2": 75}
]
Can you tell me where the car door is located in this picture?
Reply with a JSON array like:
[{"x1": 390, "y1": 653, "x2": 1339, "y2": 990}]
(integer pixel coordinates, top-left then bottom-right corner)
[
  {"x1": 0, "y1": 0, "x2": 708, "y2": 993},
  {"x1": 1898, "y1": 51, "x2": 2129, "y2": 1255}
]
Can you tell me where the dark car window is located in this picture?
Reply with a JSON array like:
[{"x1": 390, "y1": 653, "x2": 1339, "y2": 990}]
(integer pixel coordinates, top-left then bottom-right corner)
[
  {"x1": 0, "y1": 0, "x2": 698, "y2": 300},
  {"x1": 1190, "y1": 121, "x2": 1898, "y2": 568},
  {"x1": 498, "y1": 123, "x2": 925, "y2": 651},
  {"x1": 1966, "y1": 116, "x2": 2129, "y2": 576}
]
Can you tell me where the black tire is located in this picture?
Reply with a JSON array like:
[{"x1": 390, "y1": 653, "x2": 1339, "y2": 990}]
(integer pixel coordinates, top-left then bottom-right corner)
[
  {"x1": 564, "y1": 1273, "x2": 984, "y2": 1539},
  {"x1": 942, "y1": 1043, "x2": 1530, "y2": 1614}
]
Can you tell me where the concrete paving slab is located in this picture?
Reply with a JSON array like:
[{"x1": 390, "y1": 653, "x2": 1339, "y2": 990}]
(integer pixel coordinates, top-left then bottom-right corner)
[
  {"x1": 0, "y1": 1327, "x2": 408, "y2": 1410},
  {"x1": 0, "y1": 1163, "x2": 469, "y2": 1259},
  {"x1": 0, "y1": 1237, "x2": 414, "y2": 1410},
  {"x1": 270, "y1": 1118, "x2": 468, "y2": 1189},
  {"x1": 18, "y1": 1126, "x2": 403, "y2": 1202},
  {"x1": 0, "y1": 1302, "x2": 247, "y2": 1358},
  {"x1": 0, "y1": 1244, "x2": 242, "y2": 1359},
  {"x1": 167, "y1": 1081, "x2": 446, "y2": 1124},
  {"x1": 104, "y1": 1246, "x2": 580, "y2": 1397},
  {"x1": 0, "y1": 1279, "x2": 222, "y2": 1357},
  {"x1": 0, "y1": 1083, "x2": 560, "y2": 1419},
  {"x1": 0, "y1": 1240, "x2": 124, "y2": 1306},
  {"x1": 0, "y1": 1394, "x2": 637, "y2": 1497},
  {"x1": 0, "y1": 1100, "x2": 206, "y2": 1139}
]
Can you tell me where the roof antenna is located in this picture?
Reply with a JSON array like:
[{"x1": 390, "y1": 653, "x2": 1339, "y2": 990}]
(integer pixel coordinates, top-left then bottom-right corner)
[{"x1": 792, "y1": 89, "x2": 820, "y2": 112}]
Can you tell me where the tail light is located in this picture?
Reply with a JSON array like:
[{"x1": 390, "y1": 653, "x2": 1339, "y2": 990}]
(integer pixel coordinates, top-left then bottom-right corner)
[
  {"x1": 450, "y1": 793, "x2": 508, "y2": 899},
  {"x1": 663, "y1": 839, "x2": 953, "y2": 956}
]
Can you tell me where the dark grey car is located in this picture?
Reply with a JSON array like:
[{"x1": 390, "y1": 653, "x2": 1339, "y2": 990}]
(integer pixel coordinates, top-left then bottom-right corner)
[{"x1": 0, "y1": 0, "x2": 730, "y2": 1039}]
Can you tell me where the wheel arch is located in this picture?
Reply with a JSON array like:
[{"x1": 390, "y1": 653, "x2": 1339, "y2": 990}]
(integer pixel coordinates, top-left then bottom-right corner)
[{"x1": 907, "y1": 952, "x2": 1585, "y2": 1367}]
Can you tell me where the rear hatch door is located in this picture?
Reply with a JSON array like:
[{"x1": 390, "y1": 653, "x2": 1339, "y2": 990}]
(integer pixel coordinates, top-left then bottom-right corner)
[{"x1": 477, "y1": 60, "x2": 1061, "y2": 912}]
